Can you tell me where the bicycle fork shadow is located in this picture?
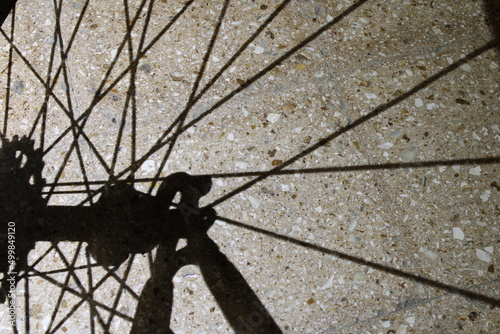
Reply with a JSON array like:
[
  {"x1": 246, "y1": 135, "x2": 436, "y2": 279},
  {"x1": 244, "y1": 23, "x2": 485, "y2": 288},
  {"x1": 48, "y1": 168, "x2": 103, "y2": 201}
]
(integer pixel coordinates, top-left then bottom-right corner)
[
  {"x1": 130, "y1": 174, "x2": 282, "y2": 334},
  {"x1": 0, "y1": 141, "x2": 282, "y2": 334}
]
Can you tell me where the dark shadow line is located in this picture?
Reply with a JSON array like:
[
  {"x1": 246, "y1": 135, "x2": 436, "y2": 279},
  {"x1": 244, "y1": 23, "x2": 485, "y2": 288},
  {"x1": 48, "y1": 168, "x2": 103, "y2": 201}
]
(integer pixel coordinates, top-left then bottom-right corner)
[
  {"x1": 44, "y1": 142, "x2": 78, "y2": 202},
  {"x1": 70, "y1": 0, "x2": 370, "y2": 208},
  {"x1": 42, "y1": 156, "x2": 500, "y2": 190},
  {"x1": 49, "y1": 244, "x2": 108, "y2": 332},
  {"x1": 198, "y1": 157, "x2": 500, "y2": 178},
  {"x1": 191, "y1": 0, "x2": 292, "y2": 108},
  {"x1": 137, "y1": 0, "x2": 156, "y2": 53},
  {"x1": 147, "y1": 0, "x2": 231, "y2": 193},
  {"x1": 118, "y1": 0, "x2": 294, "y2": 187},
  {"x1": 27, "y1": 7, "x2": 59, "y2": 150},
  {"x1": 47, "y1": 241, "x2": 83, "y2": 333},
  {"x1": 23, "y1": 263, "x2": 102, "y2": 276},
  {"x1": 145, "y1": 0, "x2": 292, "y2": 173},
  {"x1": 217, "y1": 216, "x2": 500, "y2": 307},
  {"x1": 42, "y1": 189, "x2": 101, "y2": 195},
  {"x1": 86, "y1": 247, "x2": 96, "y2": 334},
  {"x1": 40, "y1": 0, "x2": 149, "y2": 156},
  {"x1": 42, "y1": 0, "x2": 195, "y2": 160},
  {"x1": 28, "y1": 0, "x2": 91, "y2": 150},
  {"x1": 28, "y1": 268, "x2": 135, "y2": 322},
  {"x1": 105, "y1": 254, "x2": 136, "y2": 331},
  {"x1": 0, "y1": 26, "x2": 114, "y2": 184},
  {"x1": 0, "y1": 28, "x2": 74, "y2": 132},
  {"x1": 110, "y1": 0, "x2": 141, "y2": 178},
  {"x1": 1, "y1": 5, "x2": 14, "y2": 138},
  {"x1": 117, "y1": 0, "x2": 368, "y2": 184},
  {"x1": 124, "y1": 0, "x2": 157, "y2": 181},
  {"x1": 205, "y1": 40, "x2": 497, "y2": 208},
  {"x1": 52, "y1": 0, "x2": 95, "y2": 204},
  {"x1": 19, "y1": 242, "x2": 141, "y2": 302},
  {"x1": 20, "y1": 243, "x2": 58, "y2": 278}
]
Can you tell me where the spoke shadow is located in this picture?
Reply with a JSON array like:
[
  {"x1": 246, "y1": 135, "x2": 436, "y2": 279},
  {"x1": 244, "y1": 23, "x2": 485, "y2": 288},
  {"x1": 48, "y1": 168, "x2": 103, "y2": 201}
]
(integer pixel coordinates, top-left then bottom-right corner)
[
  {"x1": 0, "y1": 0, "x2": 17, "y2": 28},
  {"x1": 0, "y1": 137, "x2": 282, "y2": 333},
  {"x1": 1, "y1": 0, "x2": 499, "y2": 333}
]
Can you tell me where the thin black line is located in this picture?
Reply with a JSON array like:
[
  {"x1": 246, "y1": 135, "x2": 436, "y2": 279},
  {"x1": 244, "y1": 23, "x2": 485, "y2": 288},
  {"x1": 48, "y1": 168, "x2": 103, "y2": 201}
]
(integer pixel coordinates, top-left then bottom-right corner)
[
  {"x1": 72, "y1": 0, "x2": 369, "y2": 207},
  {"x1": 86, "y1": 246, "x2": 96, "y2": 334},
  {"x1": 217, "y1": 216, "x2": 500, "y2": 307},
  {"x1": 39, "y1": 0, "x2": 149, "y2": 156},
  {"x1": 27, "y1": 269, "x2": 134, "y2": 322},
  {"x1": 47, "y1": 241, "x2": 83, "y2": 333},
  {"x1": 0, "y1": 28, "x2": 110, "y2": 171},
  {"x1": 41, "y1": 156, "x2": 500, "y2": 189},
  {"x1": 205, "y1": 40, "x2": 497, "y2": 208},
  {"x1": 104, "y1": 254, "x2": 136, "y2": 330},
  {"x1": 147, "y1": 0, "x2": 231, "y2": 193},
  {"x1": 2, "y1": 5, "x2": 15, "y2": 138},
  {"x1": 52, "y1": 0, "x2": 95, "y2": 205},
  {"x1": 42, "y1": 0, "x2": 195, "y2": 158},
  {"x1": 23, "y1": 267, "x2": 29, "y2": 334},
  {"x1": 48, "y1": 244, "x2": 107, "y2": 333},
  {"x1": 198, "y1": 157, "x2": 500, "y2": 178},
  {"x1": 128, "y1": 0, "x2": 293, "y2": 183}
]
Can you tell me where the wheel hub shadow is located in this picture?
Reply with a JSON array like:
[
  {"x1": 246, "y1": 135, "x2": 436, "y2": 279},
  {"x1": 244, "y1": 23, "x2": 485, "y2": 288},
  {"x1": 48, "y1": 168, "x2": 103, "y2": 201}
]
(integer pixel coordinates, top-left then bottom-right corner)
[{"x1": 0, "y1": 136, "x2": 281, "y2": 333}]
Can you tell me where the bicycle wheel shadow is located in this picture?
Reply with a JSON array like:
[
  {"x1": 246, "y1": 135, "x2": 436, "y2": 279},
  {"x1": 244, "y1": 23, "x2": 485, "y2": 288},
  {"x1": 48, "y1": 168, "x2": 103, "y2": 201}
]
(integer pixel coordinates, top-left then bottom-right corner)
[{"x1": 0, "y1": 136, "x2": 281, "y2": 333}]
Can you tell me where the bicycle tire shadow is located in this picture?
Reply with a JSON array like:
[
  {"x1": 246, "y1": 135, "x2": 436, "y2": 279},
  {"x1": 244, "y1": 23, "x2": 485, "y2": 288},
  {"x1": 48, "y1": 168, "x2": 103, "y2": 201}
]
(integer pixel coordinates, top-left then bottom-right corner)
[{"x1": 0, "y1": 136, "x2": 282, "y2": 333}]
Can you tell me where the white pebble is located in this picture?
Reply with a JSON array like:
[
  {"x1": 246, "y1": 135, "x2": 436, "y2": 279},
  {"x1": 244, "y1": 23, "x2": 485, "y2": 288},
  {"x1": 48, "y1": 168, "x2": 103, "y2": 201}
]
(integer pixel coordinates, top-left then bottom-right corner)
[
  {"x1": 254, "y1": 45, "x2": 265, "y2": 54},
  {"x1": 480, "y1": 190, "x2": 491, "y2": 202},
  {"x1": 452, "y1": 227, "x2": 464, "y2": 240},
  {"x1": 235, "y1": 161, "x2": 248, "y2": 169},
  {"x1": 469, "y1": 166, "x2": 481, "y2": 176},
  {"x1": 378, "y1": 142, "x2": 394, "y2": 149},
  {"x1": 247, "y1": 195, "x2": 260, "y2": 209},
  {"x1": 415, "y1": 98, "x2": 423, "y2": 107},
  {"x1": 267, "y1": 113, "x2": 280, "y2": 123},
  {"x1": 476, "y1": 249, "x2": 491, "y2": 263},
  {"x1": 420, "y1": 247, "x2": 437, "y2": 260},
  {"x1": 140, "y1": 160, "x2": 155, "y2": 173},
  {"x1": 320, "y1": 275, "x2": 334, "y2": 289},
  {"x1": 426, "y1": 103, "x2": 437, "y2": 110},
  {"x1": 397, "y1": 325, "x2": 407, "y2": 334},
  {"x1": 353, "y1": 272, "x2": 366, "y2": 284},
  {"x1": 459, "y1": 63, "x2": 472, "y2": 72}
]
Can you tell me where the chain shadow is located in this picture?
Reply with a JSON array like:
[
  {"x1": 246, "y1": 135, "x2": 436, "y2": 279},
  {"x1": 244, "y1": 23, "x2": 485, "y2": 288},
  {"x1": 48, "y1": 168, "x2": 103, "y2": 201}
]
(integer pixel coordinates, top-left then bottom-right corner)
[{"x1": 0, "y1": 137, "x2": 281, "y2": 333}]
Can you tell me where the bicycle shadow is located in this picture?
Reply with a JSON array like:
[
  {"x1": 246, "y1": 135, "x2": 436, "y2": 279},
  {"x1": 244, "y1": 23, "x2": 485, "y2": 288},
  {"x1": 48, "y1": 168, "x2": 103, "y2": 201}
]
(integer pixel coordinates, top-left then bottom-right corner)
[{"x1": 0, "y1": 136, "x2": 282, "y2": 333}]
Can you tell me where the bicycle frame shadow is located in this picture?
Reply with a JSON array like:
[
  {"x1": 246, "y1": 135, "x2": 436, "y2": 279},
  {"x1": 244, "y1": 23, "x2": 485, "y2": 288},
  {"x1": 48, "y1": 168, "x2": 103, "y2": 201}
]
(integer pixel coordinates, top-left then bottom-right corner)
[{"x1": 0, "y1": 137, "x2": 282, "y2": 333}]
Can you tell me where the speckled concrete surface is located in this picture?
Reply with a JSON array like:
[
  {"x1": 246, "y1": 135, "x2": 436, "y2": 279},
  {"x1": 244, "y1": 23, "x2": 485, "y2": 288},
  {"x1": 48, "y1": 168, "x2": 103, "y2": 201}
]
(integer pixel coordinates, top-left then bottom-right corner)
[{"x1": 0, "y1": 0, "x2": 499, "y2": 333}]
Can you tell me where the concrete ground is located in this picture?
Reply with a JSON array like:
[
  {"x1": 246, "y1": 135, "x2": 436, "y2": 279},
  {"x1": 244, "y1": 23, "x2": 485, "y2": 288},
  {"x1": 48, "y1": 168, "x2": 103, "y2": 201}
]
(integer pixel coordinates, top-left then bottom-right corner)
[{"x1": 0, "y1": 0, "x2": 498, "y2": 333}]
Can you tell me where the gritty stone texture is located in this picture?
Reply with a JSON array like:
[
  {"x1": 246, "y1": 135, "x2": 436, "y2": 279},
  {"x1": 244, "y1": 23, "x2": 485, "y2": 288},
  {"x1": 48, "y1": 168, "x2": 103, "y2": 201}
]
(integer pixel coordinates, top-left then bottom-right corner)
[{"x1": 0, "y1": 0, "x2": 498, "y2": 333}]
